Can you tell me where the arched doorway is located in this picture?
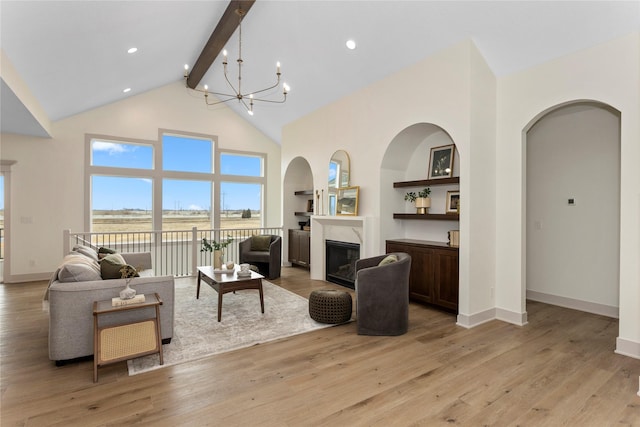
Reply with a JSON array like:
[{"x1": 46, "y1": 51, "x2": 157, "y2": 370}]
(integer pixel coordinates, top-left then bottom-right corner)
[{"x1": 525, "y1": 101, "x2": 621, "y2": 317}]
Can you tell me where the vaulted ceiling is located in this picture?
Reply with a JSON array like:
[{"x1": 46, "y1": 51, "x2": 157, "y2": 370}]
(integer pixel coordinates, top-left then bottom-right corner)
[{"x1": 1, "y1": 1, "x2": 639, "y2": 143}]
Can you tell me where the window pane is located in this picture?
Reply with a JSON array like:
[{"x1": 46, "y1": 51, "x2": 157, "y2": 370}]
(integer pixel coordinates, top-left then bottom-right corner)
[
  {"x1": 163, "y1": 135, "x2": 212, "y2": 173},
  {"x1": 162, "y1": 179, "x2": 211, "y2": 231},
  {"x1": 220, "y1": 153, "x2": 262, "y2": 177},
  {"x1": 92, "y1": 176, "x2": 152, "y2": 232},
  {"x1": 220, "y1": 182, "x2": 261, "y2": 229},
  {"x1": 91, "y1": 140, "x2": 153, "y2": 169}
]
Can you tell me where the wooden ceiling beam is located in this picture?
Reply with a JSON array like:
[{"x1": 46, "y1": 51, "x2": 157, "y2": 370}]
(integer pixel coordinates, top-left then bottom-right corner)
[{"x1": 186, "y1": 0, "x2": 255, "y2": 89}]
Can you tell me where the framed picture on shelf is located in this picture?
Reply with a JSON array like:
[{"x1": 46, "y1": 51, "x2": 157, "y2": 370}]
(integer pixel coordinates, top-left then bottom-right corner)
[
  {"x1": 428, "y1": 144, "x2": 455, "y2": 179},
  {"x1": 336, "y1": 186, "x2": 359, "y2": 216},
  {"x1": 306, "y1": 199, "x2": 314, "y2": 213},
  {"x1": 446, "y1": 190, "x2": 460, "y2": 214}
]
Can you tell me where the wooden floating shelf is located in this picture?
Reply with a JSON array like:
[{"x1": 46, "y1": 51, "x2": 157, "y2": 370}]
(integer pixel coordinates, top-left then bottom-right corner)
[
  {"x1": 393, "y1": 177, "x2": 460, "y2": 188},
  {"x1": 294, "y1": 212, "x2": 313, "y2": 217},
  {"x1": 294, "y1": 190, "x2": 314, "y2": 196},
  {"x1": 393, "y1": 213, "x2": 459, "y2": 220}
]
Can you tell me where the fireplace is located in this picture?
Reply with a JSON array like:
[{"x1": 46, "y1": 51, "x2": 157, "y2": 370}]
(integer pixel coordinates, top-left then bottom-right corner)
[{"x1": 325, "y1": 240, "x2": 360, "y2": 289}]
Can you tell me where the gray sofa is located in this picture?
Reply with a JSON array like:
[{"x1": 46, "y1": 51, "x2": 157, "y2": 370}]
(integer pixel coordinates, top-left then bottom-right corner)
[{"x1": 47, "y1": 249, "x2": 175, "y2": 363}]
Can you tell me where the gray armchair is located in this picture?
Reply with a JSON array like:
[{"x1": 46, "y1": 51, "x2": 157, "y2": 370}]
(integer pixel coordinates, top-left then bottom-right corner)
[
  {"x1": 239, "y1": 235, "x2": 282, "y2": 279},
  {"x1": 355, "y1": 252, "x2": 411, "y2": 336}
]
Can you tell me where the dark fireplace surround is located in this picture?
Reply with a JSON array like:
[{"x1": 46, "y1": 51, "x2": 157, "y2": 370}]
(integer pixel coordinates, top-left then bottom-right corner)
[{"x1": 325, "y1": 240, "x2": 360, "y2": 289}]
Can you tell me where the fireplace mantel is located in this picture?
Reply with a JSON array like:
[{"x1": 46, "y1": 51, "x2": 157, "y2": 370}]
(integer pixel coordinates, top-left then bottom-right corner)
[{"x1": 310, "y1": 215, "x2": 377, "y2": 281}]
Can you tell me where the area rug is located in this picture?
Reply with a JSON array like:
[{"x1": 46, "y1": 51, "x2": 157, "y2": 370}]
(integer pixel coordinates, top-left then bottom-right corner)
[{"x1": 127, "y1": 277, "x2": 334, "y2": 375}]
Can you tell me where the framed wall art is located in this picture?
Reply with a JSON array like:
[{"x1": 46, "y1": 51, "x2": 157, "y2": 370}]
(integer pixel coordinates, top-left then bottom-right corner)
[
  {"x1": 446, "y1": 190, "x2": 460, "y2": 214},
  {"x1": 428, "y1": 144, "x2": 455, "y2": 179},
  {"x1": 336, "y1": 186, "x2": 359, "y2": 216}
]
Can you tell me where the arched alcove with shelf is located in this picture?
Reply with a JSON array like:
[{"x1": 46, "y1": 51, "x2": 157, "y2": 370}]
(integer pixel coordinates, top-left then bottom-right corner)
[
  {"x1": 379, "y1": 123, "x2": 461, "y2": 312},
  {"x1": 379, "y1": 123, "x2": 461, "y2": 246},
  {"x1": 282, "y1": 157, "x2": 314, "y2": 267}
]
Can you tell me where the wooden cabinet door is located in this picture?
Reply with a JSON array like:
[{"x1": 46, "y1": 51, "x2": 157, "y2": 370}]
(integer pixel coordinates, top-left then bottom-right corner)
[
  {"x1": 298, "y1": 232, "x2": 310, "y2": 266},
  {"x1": 288, "y1": 229, "x2": 300, "y2": 263},
  {"x1": 386, "y1": 242, "x2": 435, "y2": 304},
  {"x1": 433, "y1": 248, "x2": 459, "y2": 311}
]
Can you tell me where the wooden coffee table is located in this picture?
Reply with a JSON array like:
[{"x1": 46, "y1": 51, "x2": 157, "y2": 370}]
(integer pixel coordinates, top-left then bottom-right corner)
[{"x1": 196, "y1": 266, "x2": 265, "y2": 322}]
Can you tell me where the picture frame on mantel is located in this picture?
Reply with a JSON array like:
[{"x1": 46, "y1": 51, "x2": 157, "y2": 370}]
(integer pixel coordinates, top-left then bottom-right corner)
[
  {"x1": 428, "y1": 144, "x2": 455, "y2": 179},
  {"x1": 336, "y1": 186, "x2": 359, "y2": 216}
]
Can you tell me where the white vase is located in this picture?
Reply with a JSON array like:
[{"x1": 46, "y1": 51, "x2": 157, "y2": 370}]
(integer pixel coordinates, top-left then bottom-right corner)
[
  {"x1": 415, "y1": 197, "x2": 431, "y2": 214},
  {"x1": 119, "y1": 281, "x2": 136, "y2": 300},
  {"x1": 213, "y1": 250, "x2": 224, "y2": 268}
]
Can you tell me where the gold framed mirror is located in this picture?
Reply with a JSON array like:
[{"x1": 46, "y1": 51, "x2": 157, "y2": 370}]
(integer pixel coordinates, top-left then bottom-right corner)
[{"x1": 328, "y1": 150, "x2": 350, "y2": 215}]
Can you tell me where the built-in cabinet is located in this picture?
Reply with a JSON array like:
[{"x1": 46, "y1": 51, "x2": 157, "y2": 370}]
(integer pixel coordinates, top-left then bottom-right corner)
[
  {"x1": 289, "y1": 229, "x2": 311, "y2": 268},
  {"x1": 386, "y1": 239, "x2": 459, "y2": 312}
]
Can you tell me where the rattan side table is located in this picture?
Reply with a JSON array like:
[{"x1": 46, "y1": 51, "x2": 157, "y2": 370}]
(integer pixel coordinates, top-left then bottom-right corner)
[{"x1": 93, "y1": 292, "x2": 163, "y2": 382}]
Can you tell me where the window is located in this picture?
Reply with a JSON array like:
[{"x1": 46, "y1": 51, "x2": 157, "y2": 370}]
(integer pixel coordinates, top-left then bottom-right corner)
[
  {"x1": 162, "y1": 179, "x2": 212, "y2": 231},
  {"x1": 91, "y1": 140, "x2": 153, "y2": 169},
  {"x1": 220, "y1": 153, "x2": 262, "y2": 177},
  {"x1": 91, "y1": 176, "x2": 152, "y2": 231},
  {"x1": 88, "y1": 133, "x2": 266, "y2": 233},
  {"x1": 220, "y1": 182, "x2": 261, "y2": 229},
  {"x1": 163, "y1": 134, "x2": 213, "y2": 173}
]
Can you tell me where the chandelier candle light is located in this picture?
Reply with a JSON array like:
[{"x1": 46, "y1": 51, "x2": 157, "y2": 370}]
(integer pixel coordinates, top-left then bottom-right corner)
[{"x1": 184, "y1": 7, "x2": 289, "y2": 116}]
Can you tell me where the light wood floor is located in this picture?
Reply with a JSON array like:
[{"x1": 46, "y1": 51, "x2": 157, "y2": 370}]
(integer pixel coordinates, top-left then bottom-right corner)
[{"x1": 1, "y1": 267, "x2": 639, "y2": 426}]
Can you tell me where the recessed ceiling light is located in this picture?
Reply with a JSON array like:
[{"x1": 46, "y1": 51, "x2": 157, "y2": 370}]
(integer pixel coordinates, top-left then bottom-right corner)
[
  {"x1": 127, "y1": 47, "x2": 138, "y2": 54},
  {"x1": 123, "y1": 88, "x2": 131, "y2": 93},
  {"x1": 346, "y1": 39, "x2": 356, "y2": 50}
]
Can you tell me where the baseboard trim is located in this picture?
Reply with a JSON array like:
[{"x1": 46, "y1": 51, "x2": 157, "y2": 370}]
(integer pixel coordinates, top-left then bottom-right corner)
[
  {"x1": 4, "y1": 272, "x2": 51, "y2": 284},
  {"x1": 496, "y1": 307, "x2": 528, "y2": 326},
  {"x1": 527, "y1": 290, "x2": 619, "y2": 319},
  {"x1": 457, "y1": 306, "x2": 528, "y2": 329},
  {"x1": 615, "y1": 337, "x2": 640, "y2": 360},
  {"x1": 456, "y1": 308, "x2": 495, "y2": 328}
]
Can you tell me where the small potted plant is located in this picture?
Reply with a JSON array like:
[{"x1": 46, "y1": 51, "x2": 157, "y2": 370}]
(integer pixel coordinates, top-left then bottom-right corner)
[
  {"x1": 405, "y1": 188, "x2": 431, "y2": 214},
  {"x1": 201, "y1": 235, "x2": 233, "y2": 268}
]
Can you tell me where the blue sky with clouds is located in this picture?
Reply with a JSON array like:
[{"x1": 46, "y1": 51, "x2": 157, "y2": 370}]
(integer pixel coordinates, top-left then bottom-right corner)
[{"x1": 91, "y1": 137, "x2": 261, "y2": 211}]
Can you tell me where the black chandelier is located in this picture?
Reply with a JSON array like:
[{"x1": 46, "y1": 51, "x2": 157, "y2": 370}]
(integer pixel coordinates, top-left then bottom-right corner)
[{"x1": 184, "y1": 7, "x2": 289, "y2": 116}]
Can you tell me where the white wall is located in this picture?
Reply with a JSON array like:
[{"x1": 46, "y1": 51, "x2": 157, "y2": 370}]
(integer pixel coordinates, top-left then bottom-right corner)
[
  {"x1": 0, "y1": 81, "x2": 281, "y2": 282},
  {"x1": 497, "y1": 32, "x2": 640, "y2": 356},
  {"x1": 526, "y1": 103, "x2": 620, "y2": 314},
  {"x1": 283, "y1": 40, "x2": 498, "y2": 325},
  {"x1": 283, "y1": 32, "x2": 640, "y2": 357}
]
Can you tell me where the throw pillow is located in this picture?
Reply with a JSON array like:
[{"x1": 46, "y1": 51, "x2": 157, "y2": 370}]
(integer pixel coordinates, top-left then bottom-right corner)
[
  {"x1": 378, "y1": 254, "x2": 398, "y2": 266},
  {"x1": 98, "y1": 246, "x2": 117, "y2": 259},
  {"x1": 250, "y1": 235, "x2": 272, "y2": 251},
  {"x1": 72, "y1": 245, "x2": 99, "y2": 262},
  {"x1": 58, "y1": 263, "x2": 102, "y2": 283},
  {"x1": 100, "y1": 253, "x2": 134, "y2": 279}
]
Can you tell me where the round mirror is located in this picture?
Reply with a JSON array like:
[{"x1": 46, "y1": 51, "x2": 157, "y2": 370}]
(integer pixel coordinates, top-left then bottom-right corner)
[{"x1": 328, "y1": 150, "x2": 350, "y2": 215}]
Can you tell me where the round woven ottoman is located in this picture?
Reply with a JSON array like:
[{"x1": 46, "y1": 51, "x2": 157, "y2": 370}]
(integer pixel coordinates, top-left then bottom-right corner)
[{"x1": 309, "y1": 289, "x2": 352, "y2": 324}]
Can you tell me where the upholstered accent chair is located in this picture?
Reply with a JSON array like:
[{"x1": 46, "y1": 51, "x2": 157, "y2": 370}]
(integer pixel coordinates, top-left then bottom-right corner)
[
  {"x1": 354, "y1": 252, "x2": 411, "y2": 336},
  {"x1": 239, "y1": 235, "x2": 282, "y2": 279}
]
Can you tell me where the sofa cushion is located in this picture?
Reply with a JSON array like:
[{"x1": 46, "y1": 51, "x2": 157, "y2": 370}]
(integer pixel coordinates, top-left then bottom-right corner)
[
  {"x1": 100, "y1": 253, "x2": 138, "y2": 279},
  {"x1": 378, "y1": 254, "x2": 398, "y2": 266},
  {"x1": 72, "y1": 245, "x2": 99, "y2": 262},
  {"x1": 250, "y1": 235, "x2": 272, "y2": 251}
]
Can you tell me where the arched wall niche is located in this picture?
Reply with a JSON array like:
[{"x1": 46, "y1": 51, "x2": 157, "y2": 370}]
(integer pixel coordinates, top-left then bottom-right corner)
[
  {"x1": 523, "y1": 100, "x2": 621, "y2": 320},
  {"x1": 282, "y1": 156, "x2": 314, "y2": 264},
  {"x1": 379, "y1": 122, "x2": 461, "y2": 250}
]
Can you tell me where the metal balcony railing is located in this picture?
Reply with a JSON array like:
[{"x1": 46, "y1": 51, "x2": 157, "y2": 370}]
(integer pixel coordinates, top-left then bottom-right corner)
[{"x1": 63, "y1": 226, "x2": 283, "y2": 277}]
